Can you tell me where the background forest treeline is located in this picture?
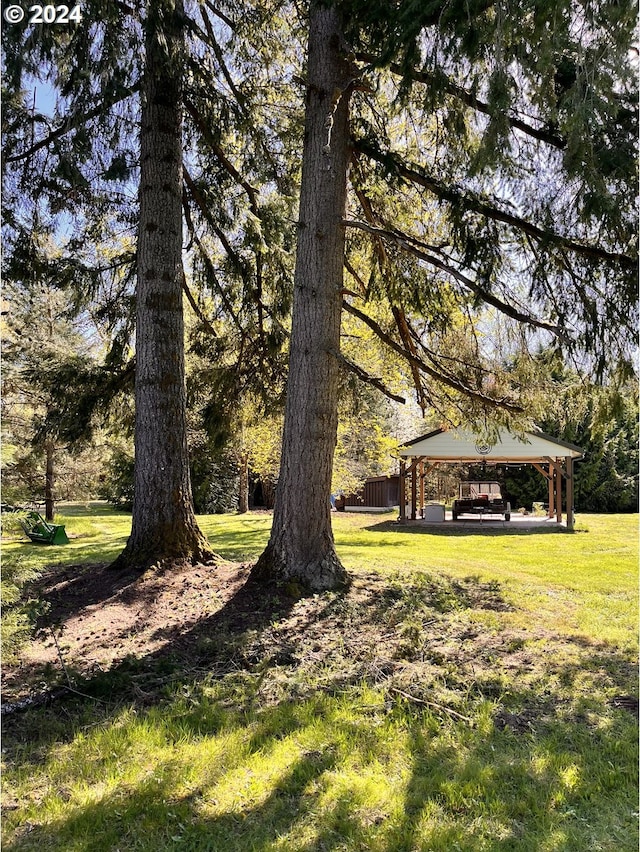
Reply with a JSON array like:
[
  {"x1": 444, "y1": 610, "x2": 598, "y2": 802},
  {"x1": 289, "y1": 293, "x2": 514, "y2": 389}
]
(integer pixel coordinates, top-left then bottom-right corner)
[{"x1": 3, "y1": 355, "x2": 638, "y2": 515}]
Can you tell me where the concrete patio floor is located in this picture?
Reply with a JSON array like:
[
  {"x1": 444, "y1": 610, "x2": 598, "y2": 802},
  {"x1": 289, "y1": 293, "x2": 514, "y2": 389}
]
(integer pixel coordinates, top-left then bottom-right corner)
[
  {"x1": 408, "y1": 511, "x2": 568, "y2": 530},
  {"x1": 341, "y1": 507, "x2": 571, "y2": 529}
]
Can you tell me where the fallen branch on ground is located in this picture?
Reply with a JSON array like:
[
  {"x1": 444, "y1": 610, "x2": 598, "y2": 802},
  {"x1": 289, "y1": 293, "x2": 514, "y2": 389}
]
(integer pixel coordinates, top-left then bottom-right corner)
[{"x1": 389, "y1": 686, "x2": 474, "y2": 725}]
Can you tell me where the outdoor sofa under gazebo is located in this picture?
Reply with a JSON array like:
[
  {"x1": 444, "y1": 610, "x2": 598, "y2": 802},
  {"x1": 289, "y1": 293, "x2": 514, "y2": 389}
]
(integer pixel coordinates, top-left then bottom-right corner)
[{"x1": 398, "y1": 427, "x2": 584, "y2": 530}]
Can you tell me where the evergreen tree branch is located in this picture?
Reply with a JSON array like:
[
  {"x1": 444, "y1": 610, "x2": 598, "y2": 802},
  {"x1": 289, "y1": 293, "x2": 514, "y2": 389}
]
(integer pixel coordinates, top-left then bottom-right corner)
[
  {"x1": 347, "y1": 178, "x2": 542, "y2": 398},
  {"x1": 343, "y1": 258, "x2": 369, "y2": 296},
  {"x1": 182, "y1": 165, "x2": 249, "y2": 280},
  {"x1": 181, "y1": 188, "x2": 245, "y2": 336},
  {"x1": 355, "y1": 141, "x2": 636, "y2": 268},
  {"x1": 332, "y1": 350, "x2": 406, "y2": 403},
  {"x1": 342, "y1": 218, "x2": 569, "y2": 339},
  {"x1": 203, "y1": 0, "x2": 236, "y2": 32},
  {"x1": 184, "y1": 70, "x2": 286, "y2": 200},
  {"x1": 190, "y1": 237, "x2": 244, "y2": 336},
  {"x1": 411, "y1": 330, "x2": 485, "y2": 379},
  {"x1": 356, "y1": 51, "x2": 566, "y2": 149},
  {"x1": 4, "y1": 85, "x2": 139, "y2": 164},
  {"x1": 342, "y1": 300, "x2": 523, "y2": 412},
  {"x1": 184, "y1": 97, "x2": 260, "y2": 215},
  {"x1": 182, "y1": 103, "x2": 279, "y2": 352},
  {"x1": 391, "y1": 304, "x2": 428, "y2": 411},
  {"x1": 198, "y1": 6, "x2": 247, "y2": 111},
  {"x1": 398, "y1": 303, "x2": 494, "y2": 394},
  {"x1": 351, "y1": 183, "x2": 389, "y2": 271},
  {"x1": 183, "y1": 172, "x2": 283, "y2": 356},
  {"x1": 28, "y1": 357, "x2": 135, "y2": 445},
  {"x1": 180, "y1": 269, "x2": 218, "y2": 340}
]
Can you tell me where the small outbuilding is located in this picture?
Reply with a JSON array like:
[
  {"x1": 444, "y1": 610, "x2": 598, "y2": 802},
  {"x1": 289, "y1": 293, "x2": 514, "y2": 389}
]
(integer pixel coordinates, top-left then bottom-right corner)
[
  {"x1": 398, "y1": 427, "x2": 583, "y2": 530},
  {"x1": 337, "y1": 475, "x2": 400, "y2": 510}
]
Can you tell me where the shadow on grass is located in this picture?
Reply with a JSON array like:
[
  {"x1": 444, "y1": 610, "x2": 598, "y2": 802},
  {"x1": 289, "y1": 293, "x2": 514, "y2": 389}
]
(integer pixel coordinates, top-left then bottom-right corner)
[
  {"x1": 24, "y1": 559, "x2": 151, "y2": 618},
  {"x1": 3, "y1": 570, "x2": 638, "y2": 852},
  {"x1": 364, "y1": 520, "x2": 582, "y2": 537},
  {"x1": 3, "y1": 538, "x2": 131, "y2": 570},
  {"x1": 55, "y1": 503, "x2": 132, "y2": 519},
  {"x1": 3, "y1": 647, "x2": 637, "y2": 851}
]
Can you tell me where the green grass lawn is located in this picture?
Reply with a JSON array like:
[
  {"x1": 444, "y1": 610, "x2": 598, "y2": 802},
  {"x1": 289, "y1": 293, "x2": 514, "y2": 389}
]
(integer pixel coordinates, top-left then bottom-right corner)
[
  {"x1": 195, "y1": 509, "x2": 638, "y2": 648},
  {"x1": 2, "y1": 507, "x2": 638, "y2": 851}
]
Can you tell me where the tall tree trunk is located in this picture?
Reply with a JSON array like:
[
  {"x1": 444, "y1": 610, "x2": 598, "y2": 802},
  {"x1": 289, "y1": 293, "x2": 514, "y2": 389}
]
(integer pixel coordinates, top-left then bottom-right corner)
[
  {"x1": 111, "y1": 0, "x2": 214, "y2": 571},
  {"x1": 262, "y1": 478, "x2": 275, "y2": 510},
  {"x1": 238, "y1": 452, "x2": 249, "y2": 514},
  {"x1": 252, "y1": 4, "x2": 353, "y2": 591},
  {"x1": 44, "y1": 440, "x2": 55, "y2": 521}
]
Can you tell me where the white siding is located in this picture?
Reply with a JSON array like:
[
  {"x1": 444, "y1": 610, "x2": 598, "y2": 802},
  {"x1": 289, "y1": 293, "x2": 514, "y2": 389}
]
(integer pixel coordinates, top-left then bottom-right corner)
[{"x1": 398, "y1": 428, "x2": 582, "y2": 462}]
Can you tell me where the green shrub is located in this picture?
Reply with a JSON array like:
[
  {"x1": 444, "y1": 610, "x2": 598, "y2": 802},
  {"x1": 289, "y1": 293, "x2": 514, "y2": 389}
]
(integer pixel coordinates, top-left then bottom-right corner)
[
  {"x1": 99, "y1": 443, "x2": 240, "y2": 514},
  {"x1": 1, "y1": 556, "x2": 45, "y2": 660},
  {"x1": 190, "y1": 446, "x2": 239, "y2": 514},
  {"x1": 98, "y1": 448, "x2": 135, "y2": 510}
]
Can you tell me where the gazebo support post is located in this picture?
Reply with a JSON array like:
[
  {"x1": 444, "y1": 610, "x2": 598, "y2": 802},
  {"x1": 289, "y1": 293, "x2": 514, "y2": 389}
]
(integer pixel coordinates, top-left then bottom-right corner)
[
  {"x1": 566, "y1": 456, "x2": 574, "y2": 531},
  {"x1": 411, "y1": 463, "x2": 417, "y2": 520},
  {"x1": 544, "y1": 458, "x2": 564, "y2": 525},
  {"x1": 418, "y1": 460, "x2": 425, "y2": 519},
  {"x1": 547, "y1": 461, "x2": 556, "y2": 520},
  {"x1": 399, "y1": 460, "x2": 406, "y2": 523},
  {"x1": 532, "y1": 462, "x2": 554, "y2": 520},
  {"x1": 556, "y1": 460, "x2": 563, "y2": 523}
]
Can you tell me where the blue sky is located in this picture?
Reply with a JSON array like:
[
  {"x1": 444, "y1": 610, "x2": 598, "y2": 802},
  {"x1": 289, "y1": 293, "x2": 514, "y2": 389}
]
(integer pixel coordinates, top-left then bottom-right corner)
[{"x1": 30, "y1": 77, "x2": 57, "y2": 116}]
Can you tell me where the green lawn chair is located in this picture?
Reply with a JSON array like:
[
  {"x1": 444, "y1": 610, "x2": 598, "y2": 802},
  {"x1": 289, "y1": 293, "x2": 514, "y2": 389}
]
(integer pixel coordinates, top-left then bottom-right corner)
[{"x1": 19, "y1": 511, "x2": 69, "y2": 545}]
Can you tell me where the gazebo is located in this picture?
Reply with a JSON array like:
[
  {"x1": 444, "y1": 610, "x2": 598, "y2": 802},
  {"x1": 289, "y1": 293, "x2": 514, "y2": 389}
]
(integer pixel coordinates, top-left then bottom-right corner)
[{"x1": 398, "y1": 428, "x2": 584, "y2": 530}]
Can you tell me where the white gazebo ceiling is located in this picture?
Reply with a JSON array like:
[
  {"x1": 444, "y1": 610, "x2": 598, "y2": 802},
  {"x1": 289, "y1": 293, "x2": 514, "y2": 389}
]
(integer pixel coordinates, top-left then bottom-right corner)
[{"x1": 398, "y1": 428, "x2": 583, "y2": 464}]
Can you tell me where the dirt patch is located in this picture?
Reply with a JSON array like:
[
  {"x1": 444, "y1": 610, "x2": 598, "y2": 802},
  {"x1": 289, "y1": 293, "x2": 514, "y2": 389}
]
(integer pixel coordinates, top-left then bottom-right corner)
[
  {"x1": 2, "y1": 559, "x2": 250, "y2": 703},
  {"x1": 2, "y1": 561, "x2": 636, "y2": 728},
  {"x1": 1, "y1": 562, "x2": 508, "y2": 703}
]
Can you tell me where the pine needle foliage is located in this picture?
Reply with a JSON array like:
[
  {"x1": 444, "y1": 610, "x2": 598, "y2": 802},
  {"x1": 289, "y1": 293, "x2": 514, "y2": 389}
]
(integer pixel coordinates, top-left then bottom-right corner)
[{"x1": 335, "y1": 0, "x2": 637, "y2": 402}]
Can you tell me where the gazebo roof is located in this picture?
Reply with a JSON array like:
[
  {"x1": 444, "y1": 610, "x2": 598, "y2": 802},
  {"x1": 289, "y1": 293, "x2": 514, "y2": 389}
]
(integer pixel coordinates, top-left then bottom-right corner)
[{"x1": 398, "y1": 427, "x2": 583, "y2": 464}]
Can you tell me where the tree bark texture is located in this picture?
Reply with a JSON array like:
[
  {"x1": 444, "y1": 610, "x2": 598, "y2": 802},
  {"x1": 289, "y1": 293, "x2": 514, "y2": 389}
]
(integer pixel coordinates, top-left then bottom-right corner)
[
  {"x1": 112, "y1": 0, "x2": 213, "y2": 571},
  {"x1": 252, "y1": 4, "x2": 353, "y2": 591}
]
